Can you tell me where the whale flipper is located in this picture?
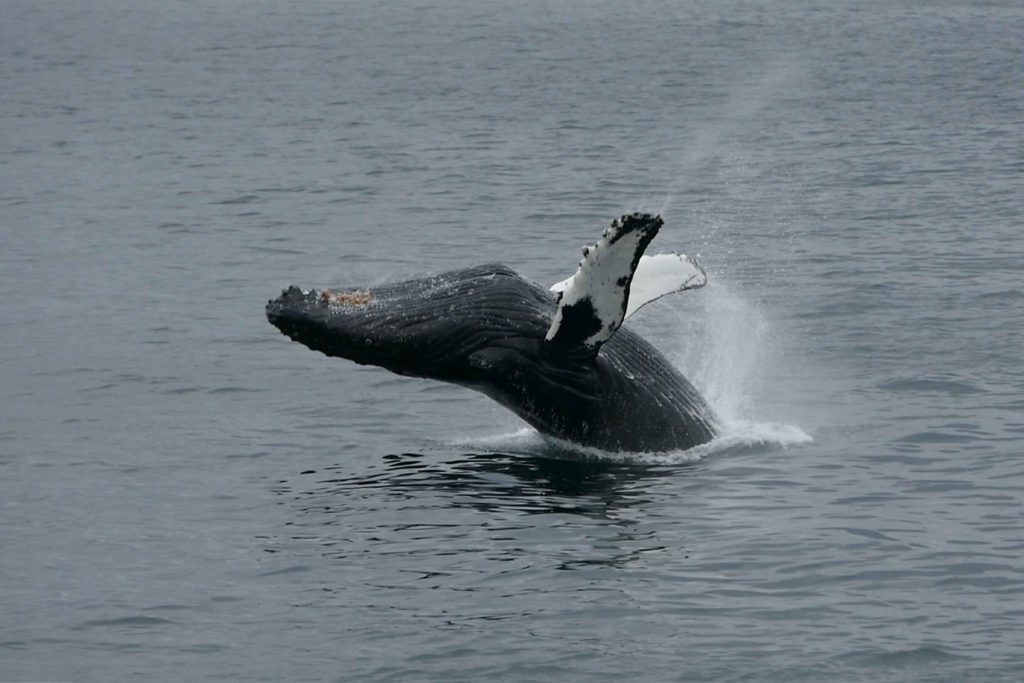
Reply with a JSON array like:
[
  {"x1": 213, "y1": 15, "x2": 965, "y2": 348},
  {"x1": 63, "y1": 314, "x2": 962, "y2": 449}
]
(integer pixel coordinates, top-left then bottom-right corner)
[
  {"x1": 544, "y1": 213, "x2": 661, "y2": 355},
  {"x1": 621, "y1": 252, "x2": 707, "y2": 319},
  {"x1": 550, "y1": 251, "x2": 707, "y2": 321}
]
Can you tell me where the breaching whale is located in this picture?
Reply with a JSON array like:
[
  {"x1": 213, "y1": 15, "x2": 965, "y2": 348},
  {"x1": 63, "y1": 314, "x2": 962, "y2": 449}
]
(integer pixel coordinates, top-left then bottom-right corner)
[{"x1": 266, "y1": 213, "x2": 718, "y2": 452}]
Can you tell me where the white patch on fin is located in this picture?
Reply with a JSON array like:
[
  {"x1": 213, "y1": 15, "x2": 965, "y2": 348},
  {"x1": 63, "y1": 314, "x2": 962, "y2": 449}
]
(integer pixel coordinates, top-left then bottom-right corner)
[
  {"x1": 550, "y1": 252, "x2": 707, "y2": 320},
  {"x1": 626, "y1": 253, "x2": 706, "y2": 318},
  {"x1": 545, "y1": 213, "x2": 661, "y2": 351}
]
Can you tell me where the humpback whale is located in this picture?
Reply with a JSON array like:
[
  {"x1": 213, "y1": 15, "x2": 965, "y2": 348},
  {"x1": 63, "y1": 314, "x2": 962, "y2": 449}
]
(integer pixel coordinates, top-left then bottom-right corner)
[{"x1": 266, "y1": 213, "x2": 718, "y2": 452}]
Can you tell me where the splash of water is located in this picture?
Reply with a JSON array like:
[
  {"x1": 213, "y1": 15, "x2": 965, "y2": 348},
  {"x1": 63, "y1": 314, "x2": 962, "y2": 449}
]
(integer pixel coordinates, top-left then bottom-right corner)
[
  {"x1": 670, "y1": 280, "x2": 765, "y2": 424},
  {"x1": 661, "y1": 277, "x2": 812, "y2": 457},
  {"x1": 452, "y1": 427, "x2": 710, "y2": 464}
]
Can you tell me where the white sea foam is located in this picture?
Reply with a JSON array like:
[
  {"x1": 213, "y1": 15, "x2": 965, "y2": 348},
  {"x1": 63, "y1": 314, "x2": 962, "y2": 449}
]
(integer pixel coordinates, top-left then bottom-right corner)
[
  {"x1": 452, "y1": 427, "x2": 543, "y2": 451},
  {"x1": 453, "y1": 416, "x2": 810, "y2": 466}
]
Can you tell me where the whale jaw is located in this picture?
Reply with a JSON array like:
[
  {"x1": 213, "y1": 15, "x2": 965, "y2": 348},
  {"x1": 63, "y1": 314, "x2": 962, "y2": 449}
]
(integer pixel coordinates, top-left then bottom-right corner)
[{"x1": 265, "y1": 265, "x2": 553, "y2": 380}]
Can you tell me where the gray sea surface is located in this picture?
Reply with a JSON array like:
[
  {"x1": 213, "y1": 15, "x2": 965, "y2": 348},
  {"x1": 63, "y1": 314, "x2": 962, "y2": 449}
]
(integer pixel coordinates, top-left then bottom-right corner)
[{"x1": 2, "y1": 1, "x2": 1023, "y2": 681}]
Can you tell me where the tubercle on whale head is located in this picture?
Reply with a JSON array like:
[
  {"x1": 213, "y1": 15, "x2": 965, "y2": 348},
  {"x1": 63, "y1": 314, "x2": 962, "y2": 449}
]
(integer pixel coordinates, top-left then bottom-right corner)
[
  {"x1": 319, "y1": 288, "x2": 374, "y2": 306},
  {"x1": 265, "y1": 285, "x2": 386, "y2": 365}
]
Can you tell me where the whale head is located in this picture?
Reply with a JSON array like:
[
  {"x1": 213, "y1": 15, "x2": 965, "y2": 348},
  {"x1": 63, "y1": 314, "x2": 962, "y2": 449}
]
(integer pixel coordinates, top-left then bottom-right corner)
[{"x1": 265, "y1": 264, "x2": 556, "y2": 382}]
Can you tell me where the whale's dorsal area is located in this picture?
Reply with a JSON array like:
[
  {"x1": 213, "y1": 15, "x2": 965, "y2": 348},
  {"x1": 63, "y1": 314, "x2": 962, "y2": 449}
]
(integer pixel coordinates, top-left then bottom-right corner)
[
  {"x1": 550, "y1": 251, "x2": 707, "y2": 321},
  {"x1": 544, "y1": 213, "x2": 661, "y2": 354}
]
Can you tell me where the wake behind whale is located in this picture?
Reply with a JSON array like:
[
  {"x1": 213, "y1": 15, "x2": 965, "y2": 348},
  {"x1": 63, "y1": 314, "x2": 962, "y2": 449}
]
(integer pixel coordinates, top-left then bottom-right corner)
[{"x1": 267, "y1": 213, "x2": 718, "y2": 452}]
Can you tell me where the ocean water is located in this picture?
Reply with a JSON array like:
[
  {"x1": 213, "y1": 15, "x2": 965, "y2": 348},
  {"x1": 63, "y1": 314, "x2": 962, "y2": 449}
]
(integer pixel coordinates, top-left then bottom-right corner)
[{"x1": 2, "y1": 1, "x2": 1023, "y2": 681}]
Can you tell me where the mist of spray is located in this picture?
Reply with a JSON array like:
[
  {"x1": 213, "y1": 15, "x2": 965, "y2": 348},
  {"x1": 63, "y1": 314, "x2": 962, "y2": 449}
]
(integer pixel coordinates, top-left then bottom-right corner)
[{"x1": 657, "y1": 57, "x2": 805, "y2": 217}]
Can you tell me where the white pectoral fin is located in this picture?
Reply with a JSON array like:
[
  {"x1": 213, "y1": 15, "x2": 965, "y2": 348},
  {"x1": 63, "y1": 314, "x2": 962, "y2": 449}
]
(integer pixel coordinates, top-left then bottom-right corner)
[
  {"x1": 545, "y1": 213, "x2": 662, "y2": 354},
  {"x1": 548, "y1": 273, "x2": 574, "y2": 294},
  {"x1": 623, "y1": 253, "x2": 707, "y2": 319},
  {"x1": 550, "y1": 252, "x2": 707, "y2": 321}
]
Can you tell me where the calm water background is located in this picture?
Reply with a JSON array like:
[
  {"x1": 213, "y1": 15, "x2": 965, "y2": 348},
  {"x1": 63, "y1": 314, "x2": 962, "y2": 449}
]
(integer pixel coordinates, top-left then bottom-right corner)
[{"x1": 2, "y1": 1, "x2": 1023, "y2": 680}]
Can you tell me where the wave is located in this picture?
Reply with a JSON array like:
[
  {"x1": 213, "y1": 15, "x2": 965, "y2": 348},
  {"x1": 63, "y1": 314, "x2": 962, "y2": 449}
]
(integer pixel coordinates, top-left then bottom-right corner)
[{"x1": 452, "y1": 417, "x2": 811, "y2": 466}]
